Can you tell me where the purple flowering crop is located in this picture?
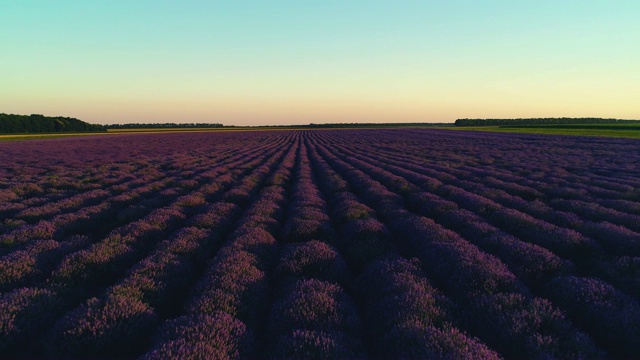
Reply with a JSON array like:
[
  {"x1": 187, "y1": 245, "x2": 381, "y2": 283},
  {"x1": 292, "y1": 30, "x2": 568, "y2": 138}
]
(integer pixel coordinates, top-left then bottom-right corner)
[{"x1": 1, "y1": 129, "x2": 638, "y2": 358}]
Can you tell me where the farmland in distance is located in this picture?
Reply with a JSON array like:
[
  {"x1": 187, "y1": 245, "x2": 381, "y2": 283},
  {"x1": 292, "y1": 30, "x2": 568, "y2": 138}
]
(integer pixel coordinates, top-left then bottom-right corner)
[{"x1": 1, "y1": 129, "x2": 639, "y2": 359}]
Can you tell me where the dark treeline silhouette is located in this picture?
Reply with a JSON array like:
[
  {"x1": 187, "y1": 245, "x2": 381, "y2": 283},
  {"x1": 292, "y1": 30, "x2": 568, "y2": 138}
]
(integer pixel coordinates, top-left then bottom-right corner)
[
  {"x1": 105, "y1": 123, "x2": 224, "y2": 129},
  {"x1": 304, "y1": 122, "x2": 453, "y2": 128},
  {"x1": 106, "y1": 122, "x2": 453, "y2": 130},
  {"x1": 455, "y1": 118, "x2": 640, "y2": 126},
  {"x1": 252, "y1": 122, "x2": 453, "y2": 129},
  {"x1": 0, "y1": 114, "x2": 106, "y2": 134}
]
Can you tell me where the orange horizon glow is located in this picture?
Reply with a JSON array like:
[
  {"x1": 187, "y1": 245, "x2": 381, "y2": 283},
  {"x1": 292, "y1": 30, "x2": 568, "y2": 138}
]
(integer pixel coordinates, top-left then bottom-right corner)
[{"x1": 1, "y1": 2, "x2": 639, "y2": 125}]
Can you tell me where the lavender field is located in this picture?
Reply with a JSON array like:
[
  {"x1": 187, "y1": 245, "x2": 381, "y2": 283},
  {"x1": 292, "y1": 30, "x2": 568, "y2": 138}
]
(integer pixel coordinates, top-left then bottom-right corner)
[{"x1": 1, "y1": 129, "x2": 639, "y2": 359}]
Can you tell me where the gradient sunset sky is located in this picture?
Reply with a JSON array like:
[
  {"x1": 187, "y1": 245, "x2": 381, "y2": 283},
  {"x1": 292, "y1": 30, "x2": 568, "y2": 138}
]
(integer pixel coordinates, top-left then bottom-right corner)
[{"x1": 1, "y1": 1, "x2": 638, "y2": 125}]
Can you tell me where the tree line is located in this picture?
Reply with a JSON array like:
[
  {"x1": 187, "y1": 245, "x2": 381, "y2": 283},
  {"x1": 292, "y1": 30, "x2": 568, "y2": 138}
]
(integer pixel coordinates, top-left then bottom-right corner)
[
  {"x1": 104, "y1": 123, "x2": 224, "y2": 129},
  {"x1": 106, "y1": 122, "x2": 450, "y2": 129},
  {"x1": 0, "y1": 114, "x2": 106, "y2": 134},
  {"x1": 454, "y1": 118, "x2": 640, "y2": 126}
]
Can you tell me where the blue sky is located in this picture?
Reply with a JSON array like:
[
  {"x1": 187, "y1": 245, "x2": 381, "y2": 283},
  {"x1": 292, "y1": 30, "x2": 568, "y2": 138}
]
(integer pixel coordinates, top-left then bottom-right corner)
[{"x1": 1, "y1": 1, "x2": 638, "y2": 125}]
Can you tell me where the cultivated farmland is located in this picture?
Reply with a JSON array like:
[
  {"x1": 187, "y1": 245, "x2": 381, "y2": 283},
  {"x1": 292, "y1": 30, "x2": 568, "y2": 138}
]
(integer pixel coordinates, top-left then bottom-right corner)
[{"x1": 1, "y1": 129, "x2": 639, "y2": 359}]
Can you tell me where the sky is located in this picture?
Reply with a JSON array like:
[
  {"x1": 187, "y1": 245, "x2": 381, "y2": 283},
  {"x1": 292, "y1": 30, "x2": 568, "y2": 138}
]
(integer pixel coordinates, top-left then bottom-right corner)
[{"x1": 1, "y1": 1, "x2": 639, "y2": 125}]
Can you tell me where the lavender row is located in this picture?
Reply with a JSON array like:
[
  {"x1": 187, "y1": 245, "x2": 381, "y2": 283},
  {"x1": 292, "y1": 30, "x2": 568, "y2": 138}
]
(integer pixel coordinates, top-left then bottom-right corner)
[
  {"x1": 0, "y1": 139, "x2": 261, "y2": 251},
  {"x1": 4, "y1": 133, "x2": 285, "y2": 247},
  {"x1": 324, "y1": 132, "x2": 640, "y2": 301},
  {"x1": 322, "y1": 129, "x2": 640, "y2": 214},
  {"x1": 143, "y1": 137, "x2": 299, "y2": 359},
  {"x1": 39, "y1": 139, "x2": 293, "y2": 357},
  {"x1": 0, "y1": 135, "x2": 294, "y2": 357},
  {"x1": 340, "y1": 129, "x2": 640, "y2": 215},
  {"x1": 327, "y1": 137, "x2": 605, "y2": 259},
  {"x1": 0, "y1": 130, "x2": 291, "y2": 221},
  {"x1": 3, "y1": 132, "x2": 290, "y2": 296},
  {"x1": 441, "y1": 178, "x2": 640, "y2": 257},
  {"x1": 329, "y1": 135, "x2": 638, "y2": 298},
  {"x1": 310, "y1": 133, "x2": 605, "y2": 358},
  {"x1": 264, "y1": 140, "x2": 366, "y2": 358},
  {"x1": 305, "y1": 136, "x2": 504, "y2": 358},
  {"x1": 315, "y1": 130, "x2": 640, "y2": 357},
  {"x1": 321, "y1": 137, "x2": 585, "y2": 295},
  {"x1": 2, "y1": 128, "x2": 639, "y2": 358},
  {"x1": 0, "y1": 138, "x2": 282, "y2": 292},
  {"x1": 325, "y1": 138, "x2": 599, "y2": 266}
]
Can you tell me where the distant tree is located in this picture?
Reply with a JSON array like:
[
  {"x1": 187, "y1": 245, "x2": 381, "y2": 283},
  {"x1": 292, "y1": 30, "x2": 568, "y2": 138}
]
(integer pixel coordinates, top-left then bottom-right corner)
[
  {"x1": 0, "y1": 113, "x2": 106, "y2": 134},
  {"x1": 104, "y1": 123, "x2": 224, "y2": 129},
  {"x1": 454, "y1": 118, "x2": 640, "y2": 126}
]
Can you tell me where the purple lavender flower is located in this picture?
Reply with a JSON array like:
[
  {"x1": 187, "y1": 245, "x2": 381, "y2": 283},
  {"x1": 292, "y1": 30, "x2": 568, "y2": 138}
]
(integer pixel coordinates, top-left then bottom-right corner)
[{"x1": 142, "y1": 313, "x2": 254, "y2": 360}]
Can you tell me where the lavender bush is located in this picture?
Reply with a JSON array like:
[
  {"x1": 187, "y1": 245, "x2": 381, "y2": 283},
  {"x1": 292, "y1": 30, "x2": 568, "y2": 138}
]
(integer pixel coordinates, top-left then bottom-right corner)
[{"x1": 1, "y1": 129, "x2": 639, "y2": 358}]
